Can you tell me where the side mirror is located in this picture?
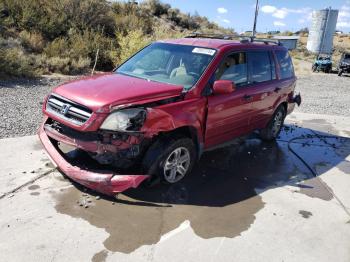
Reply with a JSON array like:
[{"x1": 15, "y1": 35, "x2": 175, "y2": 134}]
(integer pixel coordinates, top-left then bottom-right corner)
[{"x1": 212, "y1": 80, "x2": 235, "y2": 95}]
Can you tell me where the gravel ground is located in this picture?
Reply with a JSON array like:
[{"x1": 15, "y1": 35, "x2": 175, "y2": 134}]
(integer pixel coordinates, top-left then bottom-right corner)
[
  {"x1": 0, "y1": 73, "x2": 349, "y2": 138},
  {"x1": 0, "y1": 77, "x2": 65, "y2": 138},
  {"x1": 294, "y1": 74, "x2": 350, "y2": 116}
]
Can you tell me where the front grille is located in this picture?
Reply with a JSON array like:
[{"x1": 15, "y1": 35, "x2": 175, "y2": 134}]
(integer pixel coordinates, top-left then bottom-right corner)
[
  {"x1": 46, "y1": 94, "x2": 92, "y2": 125},
  {"x1": 47, "y1": 120, "x2": 101, "y2": 141}
]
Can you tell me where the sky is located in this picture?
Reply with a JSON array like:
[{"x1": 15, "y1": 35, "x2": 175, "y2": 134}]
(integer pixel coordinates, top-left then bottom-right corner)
[{"x1": 159, "y1": 0, "x2": 350, "y2": 33}]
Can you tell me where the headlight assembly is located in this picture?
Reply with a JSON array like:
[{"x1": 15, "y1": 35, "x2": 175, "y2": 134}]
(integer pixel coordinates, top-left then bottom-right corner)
[{"x1": 100, "y1": 108, "x2": 147, "y2": 132}]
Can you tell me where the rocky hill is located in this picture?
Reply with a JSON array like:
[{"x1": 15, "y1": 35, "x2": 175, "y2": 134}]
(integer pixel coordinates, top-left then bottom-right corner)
[{"x1": 0, "y1": 0, "x2": 234, "y2": 78}]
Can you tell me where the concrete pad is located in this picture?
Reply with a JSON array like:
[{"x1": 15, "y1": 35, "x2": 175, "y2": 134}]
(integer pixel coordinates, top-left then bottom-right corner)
[
  {"x1": 0, "y1": 135, "x2": 54, "y2": 197},
  {"x1": 0, "y1": 112, "x2": 349, "y2": 262}
]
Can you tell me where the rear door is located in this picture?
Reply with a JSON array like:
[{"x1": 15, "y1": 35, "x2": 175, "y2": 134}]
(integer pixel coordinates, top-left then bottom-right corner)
[
  {"x1": 247, "y1": 50, "x2": 280, "y2": 129},
  {"x1": 274, "y1": 49, "x2": 296, "y2": 113}
]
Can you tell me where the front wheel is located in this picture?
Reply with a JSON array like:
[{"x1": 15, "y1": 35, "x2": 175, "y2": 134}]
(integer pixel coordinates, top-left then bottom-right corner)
[
  {"x1": 142, "y1": 137, "x2": 196, "y2": 184},
  {"x1": 312, "y1": 65, "x2": 317, "y2": 72},
  {"x1": 259, "y1": 106, "x2": 286, "y2": 141}
]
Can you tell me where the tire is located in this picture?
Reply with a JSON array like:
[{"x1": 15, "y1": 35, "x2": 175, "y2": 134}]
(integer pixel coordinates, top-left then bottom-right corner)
[
  {"x1": 312, "y1": 65, "x2": 317, "y2": 72},
  {"x1": 142, "y1": 137, "x2": 197, "y2": 184},
  {"x1": 259, "y1": 106, "x2": 286, "y2": 141},
  {"x1": 338, "y1": 70, "x2": 343, "y2": 76}
]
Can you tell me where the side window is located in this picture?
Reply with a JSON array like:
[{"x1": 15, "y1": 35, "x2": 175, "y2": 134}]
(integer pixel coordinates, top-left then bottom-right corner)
[
  {"x1": 248, "y1": 51, "x2": 272, "y2": 83},
  {"x1": 275, "y1": 50, "x2": 294, "y2": 79},
  {"x1": 215, "y1": 52, "x2": 248, "y2": 87},
  {"x1": 270, "y1": 52, "x2": 277, "y2": 80}
]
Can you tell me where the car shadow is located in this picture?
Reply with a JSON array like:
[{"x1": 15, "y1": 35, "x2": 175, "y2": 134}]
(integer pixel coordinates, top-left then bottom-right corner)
[{"x1": 54, "y1": 121, "x2": 350, "y2": 254}]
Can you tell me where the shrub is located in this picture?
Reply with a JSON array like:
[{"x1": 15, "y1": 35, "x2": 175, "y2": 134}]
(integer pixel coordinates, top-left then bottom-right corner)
[
  {"x1": 43, "y1": 29, "x2": 115, "y2": 71},
  {"x1": 44, "y1": 37, "x2": 69, "y2": 58},
  {"x1": 70, "y1": 56, "x2": 91, "y2": 74},
  {"x1": 46, "y1": 57, "x2": 70, "y2": 74},
  {"x1": 0, "y1": 46, "x2": 36, "y2": 77},
  {"x1": 116, "y1": 29, "x2": 151, "y2": 64},
  {"x1": 19, "y1": 30, "x2": 45, "y2": 53}
]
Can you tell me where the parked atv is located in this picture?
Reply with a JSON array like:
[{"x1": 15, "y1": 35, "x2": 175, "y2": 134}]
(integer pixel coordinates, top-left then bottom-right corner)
[
  {"x1": 337, "y1": 52, "x2": 350, "y2": 76},
  {"x1": 312, "y1": 55, "x2": 332, "y2": 73}
]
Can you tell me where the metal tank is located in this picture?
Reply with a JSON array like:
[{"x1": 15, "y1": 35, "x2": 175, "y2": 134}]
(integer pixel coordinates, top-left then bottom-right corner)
[{"x1": 307, "y1": 8, "x2": 338, "y2": 54}]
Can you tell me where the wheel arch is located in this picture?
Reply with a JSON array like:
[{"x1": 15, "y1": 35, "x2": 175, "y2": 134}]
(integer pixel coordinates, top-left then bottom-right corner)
[{"x1": 158, "y1": 125, "x2": 202, "y2": 159}]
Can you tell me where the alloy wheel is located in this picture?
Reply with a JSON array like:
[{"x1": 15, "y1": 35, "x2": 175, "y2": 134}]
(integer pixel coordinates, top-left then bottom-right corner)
[
  {"x1": 163, "y1": 147, "x2": 191, "y2": 183},
  {"x1": 271, "y1": 110, "x2": 284, "y2": 137}
]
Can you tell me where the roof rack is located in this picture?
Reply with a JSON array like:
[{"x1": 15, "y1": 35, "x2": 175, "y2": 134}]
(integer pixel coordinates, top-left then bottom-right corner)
[
  {"x1": 185, "y1": 32, "x2": 282, "y2": 46},
  {"x1": 185, "y1": 32, "x2": 238, "y2": 40}
]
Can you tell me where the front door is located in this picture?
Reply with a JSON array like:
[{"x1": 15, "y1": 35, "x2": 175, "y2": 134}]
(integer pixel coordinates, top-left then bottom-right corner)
[{"x1": 205, "y1": 52, "x2": 254, "y2": 148}]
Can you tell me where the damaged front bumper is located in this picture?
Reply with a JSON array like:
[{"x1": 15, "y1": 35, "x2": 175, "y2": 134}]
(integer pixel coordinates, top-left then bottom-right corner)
[{"x1": 38, "y1": 116, "x2": 148, "y2": 196}]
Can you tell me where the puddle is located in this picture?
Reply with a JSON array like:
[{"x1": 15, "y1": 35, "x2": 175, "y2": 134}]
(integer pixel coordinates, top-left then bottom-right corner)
[
  {"x1": 299, "y1": 210, "x2": 313, "y2": 219},
  {"x1": 28, "y1": 185, "x2": 40, "y2": 190},
  {"x1": 297, "y1": 177, "x2": 333, "y2": 201},
  {"x1": 92, "y1": 250, "x2": 108, "y2": 262},
  {"x1": 54, "y1": 137, "x2": 303, "y2": 254},
  {"x1": 53, "y1": 123, "x2": 350, "y2": 254}
]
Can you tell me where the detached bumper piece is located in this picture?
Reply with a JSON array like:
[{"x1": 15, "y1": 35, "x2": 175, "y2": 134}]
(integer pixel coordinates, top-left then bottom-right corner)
[{"x1": 38, "y1": 119, "x2": 148, "y2": 196}]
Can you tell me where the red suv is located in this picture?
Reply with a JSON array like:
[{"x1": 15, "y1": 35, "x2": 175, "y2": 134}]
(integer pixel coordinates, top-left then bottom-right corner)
[{"x1": 39, "y1": 35, "x2": 301, "y2": 196}]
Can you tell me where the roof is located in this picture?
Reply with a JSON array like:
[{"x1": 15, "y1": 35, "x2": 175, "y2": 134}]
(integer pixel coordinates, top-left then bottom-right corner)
[
  {"x1": 272, "y1": 36, "x2": 300, "y2": 40},
  {"x1": 160, "y1": 38, "x2": 284, "y2": 50},
  {"x1": 160, "y1": 38, "x2": 241, "y2": 49}
]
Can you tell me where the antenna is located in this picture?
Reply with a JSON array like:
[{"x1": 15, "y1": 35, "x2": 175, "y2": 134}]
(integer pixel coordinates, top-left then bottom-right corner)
[{"x1": 252, "y1": 0, "x2": 259, "y2": 38}]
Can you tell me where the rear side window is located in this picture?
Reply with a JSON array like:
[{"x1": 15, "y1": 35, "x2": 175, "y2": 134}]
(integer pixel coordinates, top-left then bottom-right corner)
[
  {"x1": 275, "y1": 50, "x2": 294, "y2": 79},
  {"x1": 270, "y1": 52, "x2": 277, "y2": 80},
  {"x1": 248, "y1": 51, "x2": 273, "y2": 83}
]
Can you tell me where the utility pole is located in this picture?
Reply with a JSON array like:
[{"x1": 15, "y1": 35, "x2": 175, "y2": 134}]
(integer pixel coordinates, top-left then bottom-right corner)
[{"x1": 252, "y1": 0, "x2": 259, "y2": 38}]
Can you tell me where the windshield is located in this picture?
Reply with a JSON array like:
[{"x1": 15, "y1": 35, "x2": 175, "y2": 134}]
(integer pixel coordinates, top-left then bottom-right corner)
[{"x1": 116, "y1": 42, "x2": 216, "y2": 90}]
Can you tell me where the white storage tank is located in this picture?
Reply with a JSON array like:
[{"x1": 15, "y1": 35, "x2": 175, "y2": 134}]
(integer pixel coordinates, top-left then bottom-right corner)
[{"x1": 307, "y1": 8, "x2": 338, "y2": 54}]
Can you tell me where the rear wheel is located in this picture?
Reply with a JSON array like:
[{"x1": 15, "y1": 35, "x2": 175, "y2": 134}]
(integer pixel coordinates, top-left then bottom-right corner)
[
  {"x1": 142, "y1": 137, "x2": 196, "y2": 184},
  {"x1": 259, "y1": 106, "x2": 286, "y2": 141}
]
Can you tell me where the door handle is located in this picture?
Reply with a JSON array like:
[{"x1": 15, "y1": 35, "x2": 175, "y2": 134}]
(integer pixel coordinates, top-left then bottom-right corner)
[
  {"x1": 274, "y1": 87, "x2": 281, "y2": 93},
  {"x1": 243, "y1": 94, "x2": 252, "y2": 101}
]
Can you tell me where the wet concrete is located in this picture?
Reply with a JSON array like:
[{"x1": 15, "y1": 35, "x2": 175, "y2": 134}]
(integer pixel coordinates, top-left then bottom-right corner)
[
  {"x1": 92, "y1": 250, "x2": 108, "y2": 262},
  {"x1": 298, "y1": 177, "x2": 333, "y2": 201},
  {"x1": 53, "y1": 119, "x2": 350, "y2": 254},
  {"x1": 28, "y1": 185, "x2": 40, "y2": 190},
  {"x1": 299, "y1": 210, "x2": 313, "y2": 219}
]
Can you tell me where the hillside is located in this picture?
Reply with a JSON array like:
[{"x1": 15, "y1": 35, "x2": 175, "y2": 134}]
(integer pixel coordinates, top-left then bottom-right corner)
[{"x1": 0, "y1": 0, "x2": 234, "y2": 78}]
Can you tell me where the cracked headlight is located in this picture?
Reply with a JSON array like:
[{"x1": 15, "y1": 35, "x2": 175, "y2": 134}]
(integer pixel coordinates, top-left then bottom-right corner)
[{"x1": 100, "y1": 108, "x2": 147, "y2": 132}]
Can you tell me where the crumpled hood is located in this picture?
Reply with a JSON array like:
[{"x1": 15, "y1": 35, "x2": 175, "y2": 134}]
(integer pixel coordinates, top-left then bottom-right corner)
[{"x1": 52, "y1": 73, "x2": 184, "y2": 112}]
